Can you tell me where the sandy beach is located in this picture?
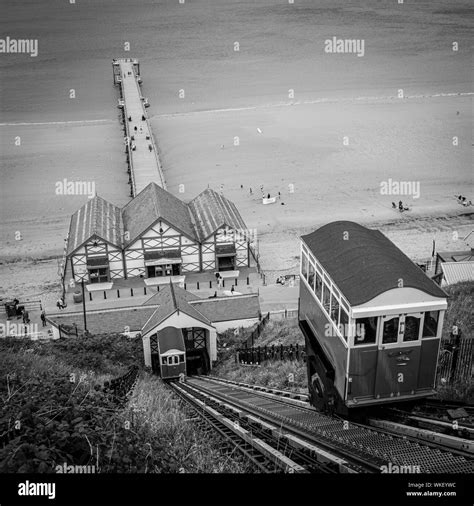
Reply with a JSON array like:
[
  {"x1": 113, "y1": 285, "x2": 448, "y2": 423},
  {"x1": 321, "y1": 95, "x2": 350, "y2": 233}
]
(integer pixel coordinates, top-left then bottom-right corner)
[{"x1": 1, "y1": 0, "x2": 473, "y2": 303}]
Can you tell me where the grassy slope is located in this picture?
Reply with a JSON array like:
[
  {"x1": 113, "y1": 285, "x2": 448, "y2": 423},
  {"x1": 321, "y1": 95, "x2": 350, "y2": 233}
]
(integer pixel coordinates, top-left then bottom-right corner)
[
  {"x1": 0, "y1": 335, "x2": 248, "y2": 472},
  {"x1": 214, "y1": 319, "x2": 308, "y2": 392}
]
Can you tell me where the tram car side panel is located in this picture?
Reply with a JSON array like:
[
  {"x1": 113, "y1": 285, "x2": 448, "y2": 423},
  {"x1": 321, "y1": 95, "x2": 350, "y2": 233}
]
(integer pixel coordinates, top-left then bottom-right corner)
[
  {"x1": 157, "y1": 326, "x2": 186, "y2": 380},
  {"x1": 417, "y1": 337, "x2": 442, "y2": 389},
  {"x1": 347, "y1": 346, "x2": 377, "y2": 399},
  {"x1": 299, "y1": 281, "x2": 348, "y2": 408}
]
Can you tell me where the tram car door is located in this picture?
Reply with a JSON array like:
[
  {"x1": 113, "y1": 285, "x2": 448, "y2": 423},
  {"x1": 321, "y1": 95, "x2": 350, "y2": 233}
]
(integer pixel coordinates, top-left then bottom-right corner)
[
  {"x1": 157, "y1": 326, "x2": 187, "y2": 380},
  {"x1": 375, "y1": 312, "x2": 422, "y2": 398}
]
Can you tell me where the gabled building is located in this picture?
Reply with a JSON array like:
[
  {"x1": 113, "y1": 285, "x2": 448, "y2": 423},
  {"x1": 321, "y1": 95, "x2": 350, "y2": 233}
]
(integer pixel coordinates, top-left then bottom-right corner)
[
  {"x1": 122, "y1": 183, "x2": 201, "y2": 277},
  {"x1": 63, "y1": 183, "x2": 252, "y2": 286},
  {"x1": 189, "y1": 188, "x2": 249, "y2": 271},
  {"x1": 47, "y1": 284, "x2": 261, "y2": 376},
  {"x1": 64, "y1": 196, "x2": 124, "y2": 284}
]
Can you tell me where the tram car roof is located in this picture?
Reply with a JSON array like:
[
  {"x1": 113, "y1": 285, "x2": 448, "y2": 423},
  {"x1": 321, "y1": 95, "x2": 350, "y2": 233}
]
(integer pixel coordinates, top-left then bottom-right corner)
[
  {"x1": 301, "y1": 221, "x2": 447, "y2": 306},
  {"x1": 157, "y1": 326, "x2": 185, "y2": 354}
]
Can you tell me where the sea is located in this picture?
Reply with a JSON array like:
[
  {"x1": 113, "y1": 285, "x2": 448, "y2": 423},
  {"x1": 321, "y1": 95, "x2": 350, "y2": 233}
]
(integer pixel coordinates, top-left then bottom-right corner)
[{"x1": 1, "y1": 0, "x2": 473, "y2": 124}]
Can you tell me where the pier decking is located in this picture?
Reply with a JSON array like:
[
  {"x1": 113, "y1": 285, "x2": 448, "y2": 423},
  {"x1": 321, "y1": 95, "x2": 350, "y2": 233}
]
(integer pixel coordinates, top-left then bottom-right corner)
[{"x1": 113, "y1": 58, "x2": 166, "y2": 195}]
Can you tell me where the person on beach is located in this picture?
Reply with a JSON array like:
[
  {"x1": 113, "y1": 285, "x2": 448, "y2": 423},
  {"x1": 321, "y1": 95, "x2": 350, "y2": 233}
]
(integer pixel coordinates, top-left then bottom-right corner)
[
  {"x1": 398, "y1": 201, "x2": 404, "y2": 212},
  {"x1": 148, "y1": 144, "x2": 153, "y2": 152},
  {"x1": 22, "y1": 310, "x2": 29, "y2": 324},
  {"x1": 392, "y1": 202, "x2": 397, "y2": 209},
  {"x1": 128, "y1": 116, "x2": 132, "y2": 122},
  {"x1": 231, "y1": 285, "x2": 235, "y2": 294},
  {"x1": 267, "y1": 193, "x2": 270, "y2": 199},
  {"x1": 134, "y1": 126, "x2": 137, "y2": 132},
  {"x1": 40, "y1": 311, "x2": 47, "y2": 327},
  {"x1": 249, "y1": 187, "x2": 253, "y2": 195}
]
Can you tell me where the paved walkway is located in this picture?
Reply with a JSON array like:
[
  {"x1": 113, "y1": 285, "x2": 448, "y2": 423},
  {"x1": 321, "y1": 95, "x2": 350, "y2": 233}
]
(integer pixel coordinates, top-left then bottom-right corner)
[{"x1": 117, "y1": 59, "x2": 166, "y2": 194}]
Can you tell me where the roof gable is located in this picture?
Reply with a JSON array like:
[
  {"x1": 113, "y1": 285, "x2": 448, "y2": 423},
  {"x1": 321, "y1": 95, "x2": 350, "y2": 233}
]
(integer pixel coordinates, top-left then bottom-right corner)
[
  {"x1": 122, "y1": 182, "x2": 198, "y2": 246},
  {"x1": 141, "y1": 284, "x2": 212, "y2": 334},
  {"x1": 188, "y1": 188, "x2": 247, "y2": 241},
  {"x1": 302, "y1": 221, "x2": 447, "y2": 306},
  {"x1": 67, "y1": 196, "x2": 123, "y2": 255}
]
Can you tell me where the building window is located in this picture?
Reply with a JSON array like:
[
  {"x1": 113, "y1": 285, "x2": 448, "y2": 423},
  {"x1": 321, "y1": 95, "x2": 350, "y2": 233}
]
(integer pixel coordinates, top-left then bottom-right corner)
[
  {"x1": 422, "y1": 311, "x2": 439, "y2": 338},
  {"x1": 88, "y1": 267, "x2": 109, "y2": 283},
  {"x1": 355, "y1": 317, "x2": 378, "y2": 346},
  {"x1": 308, "y1": 262, "x2": 316, "y2": 291},
  {"x1": 322, "y1": 283, "x2": 331, "y2": 313},
  {"x1": 315, "y1": 272, "x2": 323, "y2": 301}
]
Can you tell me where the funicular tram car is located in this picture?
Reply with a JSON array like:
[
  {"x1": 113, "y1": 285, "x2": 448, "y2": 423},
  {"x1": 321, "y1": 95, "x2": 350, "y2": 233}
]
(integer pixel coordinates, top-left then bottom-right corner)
[
  {"x1": 298, "y1": 221, "x2": 448, "y2": 416},
  {"x1": 154, "y1": 326, "x2": 186, "y2": 380}
]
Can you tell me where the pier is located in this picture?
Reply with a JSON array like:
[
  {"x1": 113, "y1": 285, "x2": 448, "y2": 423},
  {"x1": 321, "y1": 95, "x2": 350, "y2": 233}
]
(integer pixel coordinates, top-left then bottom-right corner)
[{"x1": 112, "y1": 58, "x2": 166, "y2": 195}]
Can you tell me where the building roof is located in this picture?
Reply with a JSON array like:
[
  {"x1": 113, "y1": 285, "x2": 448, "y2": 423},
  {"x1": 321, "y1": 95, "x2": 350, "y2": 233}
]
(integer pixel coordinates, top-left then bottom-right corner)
[
  {"x1": 66, "y1": 184, "x2": 250, "y2": 259},
  {"x1": 143, "y1": 285, "x2": 201, "y2": 306},
  {"x1": 437, "y1": 250, "x2": 474, "y2": 263},
  {"x1": 302, "y1": 221, "x2": 447, "y2": 306},
  {"x1": 122, "y1": 182, "x2": 197, "y2": 245},
  {"x1": 189, "y1": 188, "x2": 247, "y2": 241},
  {"x1": 189, "y1": 294, "x2": 261, "y2": 322},
  {"x1": 441, "y1": 262, "x2": 474, "y2": 286},
  {"x1": 47, "y1": 305, "x2": 156, "y2": 334},
  {"x1": 67, "y1": 196, "x2": 123, "y2": 255},
  {"x1": 141, "y1": 283, "x2": 212, "y2": 335}
]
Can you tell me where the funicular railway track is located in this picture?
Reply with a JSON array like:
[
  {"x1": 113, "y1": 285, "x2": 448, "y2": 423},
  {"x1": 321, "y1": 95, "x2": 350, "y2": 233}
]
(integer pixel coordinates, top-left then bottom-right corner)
[
  {"x1": 205, "y1": 376, "x2": 474, "y2": 456},
  {"x1": 174, "y1": 377, "x2": 474, "y2": 474},
  {"x1": 168, "y1": 381, "x2": 360, "y2": 474}
]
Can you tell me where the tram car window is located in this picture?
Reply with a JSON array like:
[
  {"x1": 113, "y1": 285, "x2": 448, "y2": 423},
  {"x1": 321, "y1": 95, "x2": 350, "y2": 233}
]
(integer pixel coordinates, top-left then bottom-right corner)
[
  {"x1": 422, "y1": 311, "x2": 439, "y2": 338},
  {"x1": 354, "y1": 317, "x2": 377, "y2": 346},
  {"x1": 298, "y1": 222, "x2": 448, "y2": 415}
]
